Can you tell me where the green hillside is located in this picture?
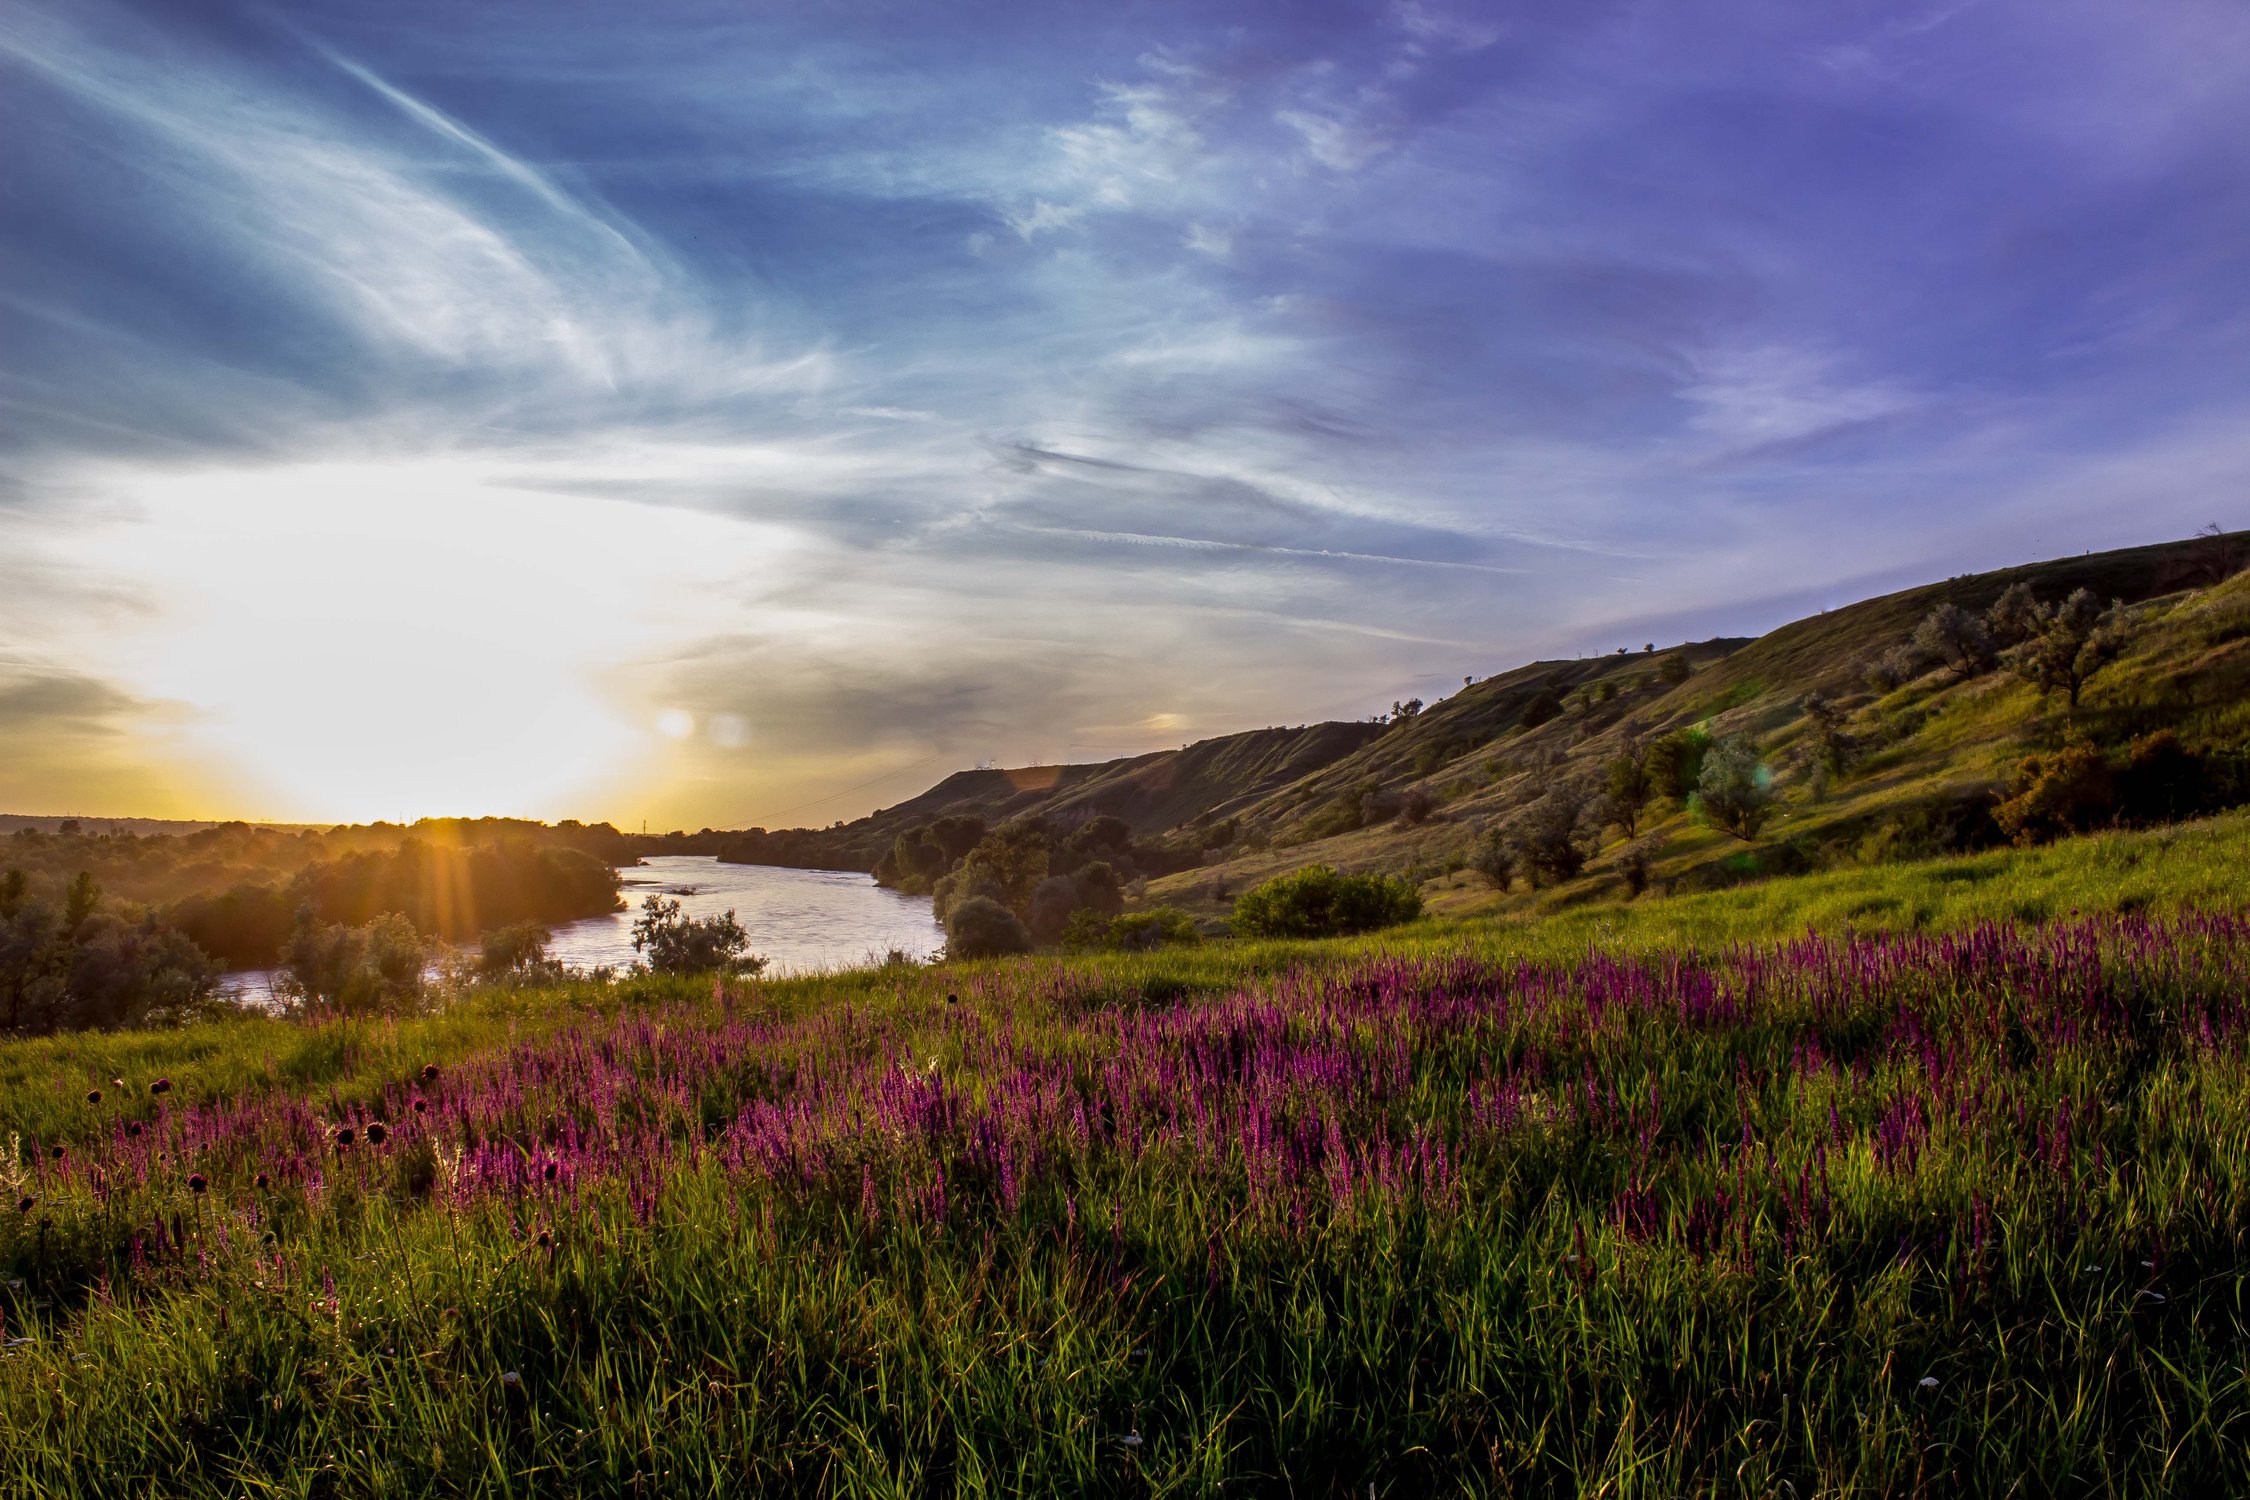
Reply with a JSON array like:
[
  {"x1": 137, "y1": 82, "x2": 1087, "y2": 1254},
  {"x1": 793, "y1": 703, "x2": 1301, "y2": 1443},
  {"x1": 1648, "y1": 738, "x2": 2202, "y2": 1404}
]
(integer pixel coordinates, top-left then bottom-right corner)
[{"x1": 723, "y1": 528, "x2": 2249, "y2": 934}]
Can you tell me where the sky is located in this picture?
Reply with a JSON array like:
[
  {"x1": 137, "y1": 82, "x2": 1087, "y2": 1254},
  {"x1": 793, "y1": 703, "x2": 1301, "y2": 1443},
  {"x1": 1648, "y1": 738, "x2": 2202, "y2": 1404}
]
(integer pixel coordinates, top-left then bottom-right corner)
[{"x1": 3, "y1": 0, "x2": 2248, "y2": 829}]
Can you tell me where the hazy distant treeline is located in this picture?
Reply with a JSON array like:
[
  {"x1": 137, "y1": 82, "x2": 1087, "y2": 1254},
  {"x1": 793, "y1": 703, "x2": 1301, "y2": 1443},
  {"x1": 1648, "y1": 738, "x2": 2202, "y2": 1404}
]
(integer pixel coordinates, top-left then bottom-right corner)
[{"x1": 0, "y1": 819, "x2": 632, "y2": 1032}]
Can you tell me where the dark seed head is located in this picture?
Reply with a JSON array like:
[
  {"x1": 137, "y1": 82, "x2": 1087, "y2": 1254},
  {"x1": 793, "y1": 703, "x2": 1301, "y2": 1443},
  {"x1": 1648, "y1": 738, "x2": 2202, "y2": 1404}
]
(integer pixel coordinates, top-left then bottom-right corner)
[
  {"x1": 365, "y1": 1122, "x2": 388, "y2": 1146},
  {"x1": 946, "y1": 992, "x2": 959, "y2": 1005},
  {"x1": 420, "y1": 1063, "x2": 440, "y2": 1082},
  {"x1": 333, "y1": 1127, "x2": 355, "y2": 1148},
  {"x1": 254, "y1": 1172, "x2": 270, "y2": 1191},
  {"x1": 14, "y1": 1196, "x2": 32, "y2": 1214},
  {"x1": 535, "y1": 1229, "x2": 553, "y2": 1249},
  {"x1": 150, "y1": 1078, "x2": 171, "y2": 1095},
  {"x1": 50, "y1": 1143, "x2": 65, "y2": 1161},
  {"x1": 187, "y1": 1174, "x2": 207, "y2": 1195},
  {"x1": 126, "y1": 1121, "x2": 143, "y2": 1138},
  {"x1": 411, "y1": 1098, "x2": 427, "y2": 1114},
  {"x1": 542, "y1": 1161, "x2": 559, "y2": 1182},
  {"x1": 86, "y1": 1089, "x2": 102, "y2": 1104}
]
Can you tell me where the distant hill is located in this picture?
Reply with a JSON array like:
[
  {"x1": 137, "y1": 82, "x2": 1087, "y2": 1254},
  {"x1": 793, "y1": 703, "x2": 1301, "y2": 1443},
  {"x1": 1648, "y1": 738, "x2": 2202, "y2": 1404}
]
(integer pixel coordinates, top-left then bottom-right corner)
[{"x1": 718, "y1": 527, "x2": 2250, "y2": 917}]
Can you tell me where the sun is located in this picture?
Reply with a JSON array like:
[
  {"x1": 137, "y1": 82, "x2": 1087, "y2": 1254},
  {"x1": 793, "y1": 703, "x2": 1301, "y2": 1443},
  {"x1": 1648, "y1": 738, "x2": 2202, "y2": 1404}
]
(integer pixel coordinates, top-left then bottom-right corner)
[{"x1": 56, "y1": 457, "x2": 781, "y2": 822}]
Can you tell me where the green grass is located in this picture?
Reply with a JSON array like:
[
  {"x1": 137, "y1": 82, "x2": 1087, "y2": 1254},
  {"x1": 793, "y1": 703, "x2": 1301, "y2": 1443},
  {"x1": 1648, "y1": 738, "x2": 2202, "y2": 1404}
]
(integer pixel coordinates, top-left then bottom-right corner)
[{"x1": 3, "y1": 815, "x2": 2250, "y2": 1494}]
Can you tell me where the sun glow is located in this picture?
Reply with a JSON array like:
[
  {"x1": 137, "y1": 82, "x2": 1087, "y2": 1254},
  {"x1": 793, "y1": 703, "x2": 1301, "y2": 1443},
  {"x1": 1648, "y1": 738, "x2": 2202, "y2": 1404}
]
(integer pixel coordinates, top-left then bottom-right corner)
[{"x1": 54, "y1": 459, "x2": 783, "y2": 822}]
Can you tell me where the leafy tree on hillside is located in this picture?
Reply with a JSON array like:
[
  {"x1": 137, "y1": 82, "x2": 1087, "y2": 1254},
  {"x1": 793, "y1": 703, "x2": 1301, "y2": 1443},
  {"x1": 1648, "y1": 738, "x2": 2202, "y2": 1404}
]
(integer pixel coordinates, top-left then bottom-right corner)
[
  {"x1": 1603, "y1": 741, "x2": 1654, "y2": 838},
  {"x1": 1388, "y1": 698, "x2": 1424, "y2": 726},
  {"x1": 1657, "y1": 654, "x2": 1692, "y2": 685},
  {"x1": 1912, "y1": 602, "x2": 1996, "y2": 679},
  {"x1": 1511, "y1": 786, "x2": 1594, "y2": 886},
  {"x1": 1697, "y1": 736, "x2": 1774, "y2": 841},
  {"x1": 1644, "y1": 728, "x2": 1711, "y2": 804},
  {"x1": 1518, "y1": 686, "x2": 1565, "y2": 729},
  {"x1": 2005, "y1": 588, "x2": 2127, "y2": 708},
  {"x1": 1986, "y1": 582, "x2": 2043, "y2": 647},
  {"x1": 1799, "y1": 693, "x2": 1858, "y2": 774},
  {"x1": 1469, "y1": 829, "x2": 1515, "y2": 892}
]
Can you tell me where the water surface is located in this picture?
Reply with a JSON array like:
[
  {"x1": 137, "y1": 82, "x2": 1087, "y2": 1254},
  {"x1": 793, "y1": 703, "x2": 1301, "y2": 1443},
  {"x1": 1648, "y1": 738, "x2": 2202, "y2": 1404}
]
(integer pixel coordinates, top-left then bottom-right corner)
[
  {"x1": 220, "y1": 856, "x2": 940, "y2": 1004},
  {"x1": 548, "y1": 856, "x2": 942, "y2": 976}
]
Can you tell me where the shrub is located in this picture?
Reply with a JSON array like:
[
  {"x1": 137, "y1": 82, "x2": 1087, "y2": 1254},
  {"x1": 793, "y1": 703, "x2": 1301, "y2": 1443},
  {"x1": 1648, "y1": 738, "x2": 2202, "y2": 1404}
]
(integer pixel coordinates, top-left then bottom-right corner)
[
  {"x1": 630, "y1": 895, "x2": 765, "y2": 976},
  {"x1": 1397, "y1": 787, "x2": 1438, "y2": 825},
  {"x1": 1511, "y1": 787, "x2": 1593, "y2": 885},
  {"x1": 1912, "y1": 602, "x2": 1995, "y2": 679},
  {"x1": 1469, "y1": 829, "x2": 1515, "y2": 892},
  {"x1": 1657, "y1": 654, "x2": 1692, "y2": 685},
  {"x1": 2003, "y1": 588, "x2": 2126, "y2": 708},
  {"x1": 1603, "y1": 741, "x2": 1654, "y2": 837},
  {"x1": 1696, "y1": 736, "x2": 1774, "y2": 841},
  {"x1": 476, "y1": 921, "x2": 560, "y2": 983},
  {"x1": 2114, "y1": 731, "x2": 2215, "y2": 825},
  {"x1": 1518, "y1": 687, "x2": 1565, "y2": 730},
  {"x1": 1617, "y1": 838, "x2": 1656, "y2": 897},
  {"x1": 1993, "y1": 746, "x2": 2116, "y2": 845},
  {"x1": 1646, "y1": 729, "x2": 1711, "y2": 803},
  {"x1": 280, "y1": 911, "x2": 430, "y2": 1015},
  {"x1": 1104, "y1": 908, "x2": 1202, "y2": 952},
  {"x1": 1232, "y1": 866, "x2": 1423, "y2": 939},
  {"x1": 944, "y1": 896, "x2": 1032, "y2": 960}
]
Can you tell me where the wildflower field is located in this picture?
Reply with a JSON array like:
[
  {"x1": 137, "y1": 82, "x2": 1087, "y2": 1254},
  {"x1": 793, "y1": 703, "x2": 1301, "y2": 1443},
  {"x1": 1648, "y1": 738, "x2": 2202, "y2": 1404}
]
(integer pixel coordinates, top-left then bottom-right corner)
[{"x1": 6, "y1": 903, "x2": 2250, "y2": 1490}]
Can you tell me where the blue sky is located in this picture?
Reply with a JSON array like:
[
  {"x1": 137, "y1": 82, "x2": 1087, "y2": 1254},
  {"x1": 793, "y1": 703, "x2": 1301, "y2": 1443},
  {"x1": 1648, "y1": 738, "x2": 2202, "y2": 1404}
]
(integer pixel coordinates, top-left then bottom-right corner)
[{"x1": 2, "y1": 0, "x2": 2247, "y2": 826}]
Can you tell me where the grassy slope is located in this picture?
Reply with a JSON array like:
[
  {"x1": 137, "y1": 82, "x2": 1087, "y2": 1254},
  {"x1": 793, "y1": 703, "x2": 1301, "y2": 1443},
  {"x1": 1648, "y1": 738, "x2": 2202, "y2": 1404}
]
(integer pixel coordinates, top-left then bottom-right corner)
[
  {"x1": 4, "y1": 814, "x2": 2250, "y2": 1493},
  {"x1": 1148, "y1": 541, "x2": 2250, "y2": 921},
  {"x1": 7, "y1": 807, "x2": 2245, "y2": 1147}
]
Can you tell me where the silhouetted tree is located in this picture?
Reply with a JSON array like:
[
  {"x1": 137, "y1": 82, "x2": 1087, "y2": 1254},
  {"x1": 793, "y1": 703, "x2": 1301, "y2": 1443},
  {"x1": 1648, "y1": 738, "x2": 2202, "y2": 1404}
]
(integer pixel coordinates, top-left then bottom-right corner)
[{"x1": 1912, "y1": 602, "x2": 1995, "y2": 679}]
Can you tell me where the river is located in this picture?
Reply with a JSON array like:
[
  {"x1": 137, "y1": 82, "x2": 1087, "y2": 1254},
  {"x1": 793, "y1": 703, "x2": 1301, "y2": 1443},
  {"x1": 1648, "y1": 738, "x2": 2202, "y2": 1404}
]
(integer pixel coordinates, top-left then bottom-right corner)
[
  {"x1": 219, "y1": 856, "x2": 942, "y2": 1004},
  {"x1": 549, "y1": 856, "x2": 943, "y2": 975}
]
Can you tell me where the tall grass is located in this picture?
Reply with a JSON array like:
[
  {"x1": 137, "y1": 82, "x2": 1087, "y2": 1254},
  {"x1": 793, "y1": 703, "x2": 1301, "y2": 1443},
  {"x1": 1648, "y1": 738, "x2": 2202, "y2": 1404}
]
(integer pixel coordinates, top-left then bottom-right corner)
[{"x1": 5, "y1": 894, "x2": 2250, "y2": 1493}]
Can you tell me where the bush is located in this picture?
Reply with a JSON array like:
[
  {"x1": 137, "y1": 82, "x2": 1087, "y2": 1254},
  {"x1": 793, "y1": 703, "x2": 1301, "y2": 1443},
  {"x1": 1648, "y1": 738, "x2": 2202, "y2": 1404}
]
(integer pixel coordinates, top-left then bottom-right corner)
[
  {"x1": 1469, "y1": 829, "x2": 1515, "y2": 892},
  {"x1": 1103, "y1": 908, "x2": 1202, "y2": 952},
  {"x1": 1657, "y1": 654, "x2": 1692, "y2": 685},
  {"x1": 1696, "y1": 736, "x2": 1774, "y2": 841},
  {"x1": 1231, "y1": 866, "x2": 1423, "y2": 939},
  {"x1": 1859, "y1": 792, "x2": 2005, "y2": 863},
  {"x1": 944, "y1": 896, "x2": 1032, "y2": 960},
  {"x1": 280, "y1": 911, "x2": 430, "y2": 1015},
  {"x1": 1913, "y1": 602, "x2": 1996, "y2": 679},
  {"x1": 2114, "y1": 731, "x2": 2218, "y2": 825},
  {"x1": 1645, "y1": 729, "x2": 1711, "y2": 803},
  {"x1": 476, "y1": 921, "x2": 560, "y2": 983},
  {"x1": 630, "y1": 895, "x2": 765, "y2": 976},
  {"x1": 1511, "y1": 787, "x2": 1594, "y2": 886},
  {"x1": 1993, "y1": 746, "x2": 2116, "y2": 845},
  {"x1": 1396, "y1": 787, "x2": 1438, "y2": 825},
  {"x1": 1518, "y1": 687, "x2": 1565, "y2": 729}
]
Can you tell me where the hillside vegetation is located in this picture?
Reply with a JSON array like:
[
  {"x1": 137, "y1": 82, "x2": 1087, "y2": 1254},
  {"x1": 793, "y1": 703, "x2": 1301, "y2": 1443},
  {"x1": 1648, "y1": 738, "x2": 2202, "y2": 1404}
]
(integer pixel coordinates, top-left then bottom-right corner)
[
  {"x1": 722, "y1": 529, "x2": 2249, "y2": 948},
  {"x1": 4, "y1": 811, "x2": 2250, "y2": 1493}
]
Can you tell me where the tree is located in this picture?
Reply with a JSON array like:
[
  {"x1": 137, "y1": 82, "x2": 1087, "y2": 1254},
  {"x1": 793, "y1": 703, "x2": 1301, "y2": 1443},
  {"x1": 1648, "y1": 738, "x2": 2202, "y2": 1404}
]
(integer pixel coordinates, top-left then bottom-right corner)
[
  {"x1": 1912, "y1": 602, "x2": 1995, "y2": 679},
  {"x1": 1986, "y1": 582, "x2": 2042, "y2": 647},
  {"x1": 1644, "y1": 729, "x2": 1710, "y2": 803},
  {"x1": 933, "y1": 822, "x2": 1050, "y2": 923},
  {"x1": 1469, "y1": 829, "x2": 1515, "y2": 892},
  {"x1": 1388, "y1": 697, "x2": 1425, "y2": 725},
  {"x1": 280, "y1": 910, "x2": 430, "y2": 1015},
  {"x1": 945, "y1": 895, "x2": 1032, "y2": 959},
  {"x1": 2004, "y1": 588, "x2": 2126, "y2": 708},
  {"x1": 630, "y1": 895, "x2": 765, "y2": 976},
  {"x1": 1396, "y1": 787, "x2": 1438, "y2": 825},
  {"x1": 477, "y1": 921, "x2": 559, "y2": 982},
  {"x1": 1799, "y1": 693, "x2": 1857, "y2": 774},
  {"x1": 1657, "y1": 654, "x2": 1692, "y2": 685},
  {"x1": 1603, "y1": 741, "x2": 1654, "y2": 838},
  {"x1": 1696, "y1": 736, "x2": 1773, "y2": 841},
  {"x1": 1511, "y1": 787, "x2": 1593, "y2": 886},
  {"x1": 1518, "y1": 686, "x2": 1565, "y2": 729},
  {"x1": 1993, "y1": 745, "x2": 2115, "y2": 844}
]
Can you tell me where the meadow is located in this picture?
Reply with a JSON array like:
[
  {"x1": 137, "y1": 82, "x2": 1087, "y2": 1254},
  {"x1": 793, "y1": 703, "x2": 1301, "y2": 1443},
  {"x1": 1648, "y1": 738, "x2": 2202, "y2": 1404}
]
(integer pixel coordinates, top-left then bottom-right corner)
[{"x1": 4, "y1": 816, "x2": 2250, "y2": 1495}]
